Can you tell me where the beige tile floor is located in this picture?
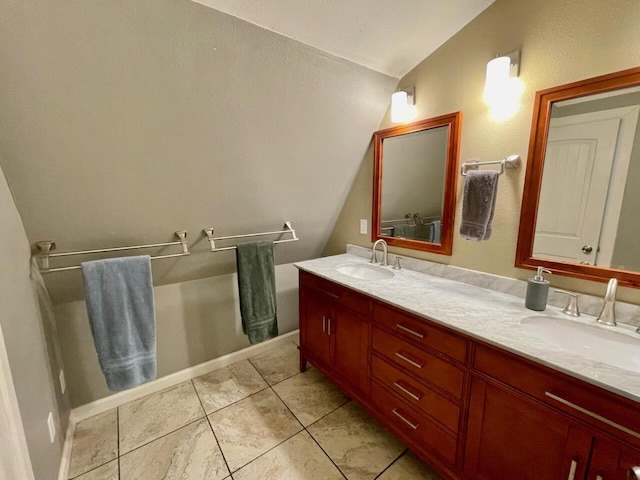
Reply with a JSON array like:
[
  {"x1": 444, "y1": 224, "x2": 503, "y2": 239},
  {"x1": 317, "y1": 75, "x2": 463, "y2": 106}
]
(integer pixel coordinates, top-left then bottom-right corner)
[{"x1": 67, "y1": 340, "x2": 443, "y2": 480}]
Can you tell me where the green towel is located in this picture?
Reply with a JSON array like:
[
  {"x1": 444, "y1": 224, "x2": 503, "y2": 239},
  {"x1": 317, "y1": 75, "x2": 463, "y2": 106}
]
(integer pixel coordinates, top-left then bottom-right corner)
[{"x1": 236, "y1": 241, "x2": 278, "y2": 344}]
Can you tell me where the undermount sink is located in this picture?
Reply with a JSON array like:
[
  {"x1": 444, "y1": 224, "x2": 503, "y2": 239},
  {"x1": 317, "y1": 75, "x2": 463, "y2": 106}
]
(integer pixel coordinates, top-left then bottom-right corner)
[
  {"x1": 336, "y1": 263, "x2": 394, "y2": 281},
  {"x1": 520, "y1": 315, "x2": 640, "y2": 372}
]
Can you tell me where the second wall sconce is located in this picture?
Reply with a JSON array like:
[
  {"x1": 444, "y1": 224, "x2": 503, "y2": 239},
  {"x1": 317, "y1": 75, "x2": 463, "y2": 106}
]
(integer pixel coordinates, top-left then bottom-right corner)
[
  {"x1": 391, "y1": 87, "x2": 416, "y2": 123},
  {"x1": 483, "y1": 50, "x2": 522, "y2": 120}
]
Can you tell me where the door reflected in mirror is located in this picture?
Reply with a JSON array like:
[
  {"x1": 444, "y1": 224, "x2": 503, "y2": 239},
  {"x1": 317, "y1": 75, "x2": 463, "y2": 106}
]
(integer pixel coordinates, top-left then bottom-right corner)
[
  {"x1": 517, "y1": 67, "x2": 640, "y2": 287},
  {"x1": 373, "y1": 113, "x2": 461, "y2": 255}
]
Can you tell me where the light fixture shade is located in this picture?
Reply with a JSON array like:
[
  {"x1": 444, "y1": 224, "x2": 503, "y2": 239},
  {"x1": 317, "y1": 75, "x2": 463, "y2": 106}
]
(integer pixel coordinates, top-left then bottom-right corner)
[
  {"x1": 483, "y1": 56, "x2": 511, "y2": 103},
  {"x1": 391, "y1": 91, "x2": 409, "y2": 123}
]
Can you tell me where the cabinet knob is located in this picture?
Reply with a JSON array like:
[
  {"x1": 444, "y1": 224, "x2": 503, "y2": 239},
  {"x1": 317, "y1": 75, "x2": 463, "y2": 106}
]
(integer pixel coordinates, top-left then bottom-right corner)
[
  {"x1": 629, "y1": 466, "x2": 640, "y2": 480},
  {"x1": 582, "y1": 245, "x2": 593, "y2": 254}
]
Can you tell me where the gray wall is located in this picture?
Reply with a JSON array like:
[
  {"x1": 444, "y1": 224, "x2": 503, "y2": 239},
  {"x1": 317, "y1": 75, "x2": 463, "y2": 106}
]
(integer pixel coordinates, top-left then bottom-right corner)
[
  {"x1": 0, "y1": 163, "x2": 70, "y2": 480},
  {"x1": 0, "y1": 0, "x2": 397, "y2": 304}
]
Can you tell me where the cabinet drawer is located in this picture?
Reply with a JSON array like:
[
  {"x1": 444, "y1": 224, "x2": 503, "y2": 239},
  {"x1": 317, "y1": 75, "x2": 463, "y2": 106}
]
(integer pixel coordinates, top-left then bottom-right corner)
[
  {"x1": 372, "y1": 355, "x2": 460, "y2": 434},
  {"x1": 474, "y1": 345, "x2": 640, "y2": 444},
  {"x1": 299, "y1": 271, "x2": 370, "y2": 316},
  {"x1": 373, "y1": 327, "x2": 464, "y2": 399},
  {"x1": 373, "y1": 303, "x2": 467, "y2": 363},
  {"x1": 371, "y1": 380, "x2": 457, "y2": 465}
]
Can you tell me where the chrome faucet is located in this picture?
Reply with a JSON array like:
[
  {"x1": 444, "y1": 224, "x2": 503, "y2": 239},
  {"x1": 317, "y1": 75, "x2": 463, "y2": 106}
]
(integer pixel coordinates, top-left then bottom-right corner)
[
  {"x1": 596, "y1": 278, "x2": 618, "y2": 326},
  {"x1": 370, "y1": 239, "x2": 389, "y2": 266}
]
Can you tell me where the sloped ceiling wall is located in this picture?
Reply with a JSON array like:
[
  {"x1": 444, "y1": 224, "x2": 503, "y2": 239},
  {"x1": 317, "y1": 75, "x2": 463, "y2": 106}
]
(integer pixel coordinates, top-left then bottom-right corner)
[{"x1": 0, "y1": 0, "x2": 397, "y2": 302}]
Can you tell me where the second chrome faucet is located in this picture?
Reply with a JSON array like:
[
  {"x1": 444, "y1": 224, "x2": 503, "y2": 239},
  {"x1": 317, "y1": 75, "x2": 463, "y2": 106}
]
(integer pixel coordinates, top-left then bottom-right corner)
[{"x1": 596, "y1": 278, "x2": 618, "y2": 326}]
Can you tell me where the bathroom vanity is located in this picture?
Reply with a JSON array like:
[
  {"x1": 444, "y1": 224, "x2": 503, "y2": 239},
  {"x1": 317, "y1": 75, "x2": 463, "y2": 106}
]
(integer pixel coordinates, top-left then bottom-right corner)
[{"x1": 296, "y1": 254, "x2": 640, "y2": 480}]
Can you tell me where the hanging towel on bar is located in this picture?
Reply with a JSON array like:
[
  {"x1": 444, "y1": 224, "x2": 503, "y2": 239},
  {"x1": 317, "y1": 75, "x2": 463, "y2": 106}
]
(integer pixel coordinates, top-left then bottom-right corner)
[
  {"x1": 236, "y1": 241, "x2": 278, "y2": 344},
  {"x1": 430, "y1": 219, "x2": 441, "y2": 243},
  {"x1": 81, "y1": 255, "x2": 157, "y2": 391},
  {"x1": 459, "y1": 170, "x2": 500, "y2": 241}
]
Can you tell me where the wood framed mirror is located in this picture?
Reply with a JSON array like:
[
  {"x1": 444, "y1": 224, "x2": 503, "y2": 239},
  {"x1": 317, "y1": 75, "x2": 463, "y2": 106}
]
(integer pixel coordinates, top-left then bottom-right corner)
[
  {"x1": 372, "y1": 112, "x2": 461, "y2": 255},
  {"x1": 516, "y1": 66, "x2": 640, "y2": 287}
]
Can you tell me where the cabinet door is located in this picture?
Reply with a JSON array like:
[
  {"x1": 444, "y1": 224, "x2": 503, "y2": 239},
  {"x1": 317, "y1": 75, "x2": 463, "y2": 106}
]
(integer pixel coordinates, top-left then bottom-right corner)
[
  {"x1": 588, "y1": 437, "x2": 640, "y2": 480},
  {"x1": 333, "y1": 305, "x2": 369, "y2": 396},
  {"x1": 464, "y1": 377, "x2": 591, "y2": 480},
  {"x1": 300, "y1": 287, "x2": 332, "y2": 367}
]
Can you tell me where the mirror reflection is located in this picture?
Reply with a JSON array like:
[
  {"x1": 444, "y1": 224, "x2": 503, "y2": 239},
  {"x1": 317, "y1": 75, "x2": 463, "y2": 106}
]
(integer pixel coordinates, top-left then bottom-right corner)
[
  {"x1": 372, "y1": 112, "x2": 461, "y2": 256},
  {"x1": 380, "y1": 126, "x2": 448, "y2": 243},
  {"x1": 533, "y1": 85, "x2": 640, "y2": 272}
]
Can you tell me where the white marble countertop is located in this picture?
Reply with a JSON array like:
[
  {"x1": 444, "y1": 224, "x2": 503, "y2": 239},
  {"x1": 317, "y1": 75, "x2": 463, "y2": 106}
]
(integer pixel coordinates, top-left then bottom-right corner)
[{"x1": 295, "y1": 253, "x2": 640, "y2": 403}]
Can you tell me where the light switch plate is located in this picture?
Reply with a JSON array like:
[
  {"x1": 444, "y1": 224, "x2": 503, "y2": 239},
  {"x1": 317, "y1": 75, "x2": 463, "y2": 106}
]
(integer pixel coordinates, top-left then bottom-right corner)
[{"x1": 359, "y1": 219, "x2": 368, "y2": 234}]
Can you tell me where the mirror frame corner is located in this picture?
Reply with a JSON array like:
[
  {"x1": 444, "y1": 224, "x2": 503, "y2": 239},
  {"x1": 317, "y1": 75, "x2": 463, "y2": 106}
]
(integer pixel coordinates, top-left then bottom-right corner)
[
  {"x1": 515, "y1": 66, "x2": 640, "y2": 288},
  {"x1": 372, "y1": 111, "x2": 462, "y2": 256}
]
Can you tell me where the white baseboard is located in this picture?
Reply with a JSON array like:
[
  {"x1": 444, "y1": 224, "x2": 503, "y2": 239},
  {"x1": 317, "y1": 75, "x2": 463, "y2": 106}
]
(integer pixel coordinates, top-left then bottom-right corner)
[
  {"x1": 70, "y1": 330, "x2": 299, "y2": 424},
  {"x1": 57, "y1": 420, "x2": 74, "y2": 480}
]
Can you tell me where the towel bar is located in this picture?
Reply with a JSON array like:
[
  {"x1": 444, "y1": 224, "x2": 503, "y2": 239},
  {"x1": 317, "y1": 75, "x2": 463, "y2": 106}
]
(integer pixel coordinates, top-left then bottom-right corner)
[
  {"x1": 460, "y1": 154, "x2": 521, "y2": 176},
  {"x1": 203, "y1": 222, "x2": 299, "y2": 252},
  {"x1": 34, "y1": 231, "x2": 190, "y2": 273}
]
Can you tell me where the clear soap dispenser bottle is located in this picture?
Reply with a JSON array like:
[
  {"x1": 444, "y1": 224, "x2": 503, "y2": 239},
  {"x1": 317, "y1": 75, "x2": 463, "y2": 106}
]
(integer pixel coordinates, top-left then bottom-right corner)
[{"x1": 525, "y1": 267, "x2": 552, "y2": 311}]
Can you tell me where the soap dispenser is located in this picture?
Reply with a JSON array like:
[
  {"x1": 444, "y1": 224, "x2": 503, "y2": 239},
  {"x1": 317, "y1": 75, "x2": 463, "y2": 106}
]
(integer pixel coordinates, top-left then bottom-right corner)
[{"x1": 525, "y1": 267, "x2": 552, "y2": 311}]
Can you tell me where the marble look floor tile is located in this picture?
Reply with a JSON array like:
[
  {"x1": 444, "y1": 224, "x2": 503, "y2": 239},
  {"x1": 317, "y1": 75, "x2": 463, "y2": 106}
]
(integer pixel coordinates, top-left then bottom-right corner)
[
  {"x1": 119, "y1": 419, "x2": 228, "y2": 480},
  {"x1": 68, "y1": 409, "x2": 118, "y2": 479},
  {"x1": 208, "y1": 388, "x2": 302, "y2": 472},
  {"x1": 119, "y1": 381, "x2": 204, "y2": 454},
  {"x1": 233, "y1": 430, "x2": 344, "y2": 480},
  {"x1": 249, "y1": 341, "x2": 300, "y2": 385},
  {"x1": 272, "y1": 368, "x2": 348, "y2": 426},
  {"x1": 307, "y1": 402, "x2": 404, "y2": 480},
  {"x1": 71, "y1": 460, "x2": 118, "y2": 480},
  {"x1": 193, "y1": 360, "x2": 268, "y2": 414},
  {"x1": 377, "y1": 451, "x2": 443, "y2": 480}
]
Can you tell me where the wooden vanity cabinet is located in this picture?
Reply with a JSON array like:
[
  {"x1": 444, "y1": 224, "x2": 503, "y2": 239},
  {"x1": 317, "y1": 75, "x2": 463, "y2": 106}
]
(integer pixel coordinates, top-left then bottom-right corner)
[
  {"x1": 297, "y1": 270, "x2": 640, "y2": 480},
  {"x1": 298, "y1": 271, "x2": 370, "y2": 398},
  {"x1": 466, "y1": 344, "x2": 640, "y2": 480}
]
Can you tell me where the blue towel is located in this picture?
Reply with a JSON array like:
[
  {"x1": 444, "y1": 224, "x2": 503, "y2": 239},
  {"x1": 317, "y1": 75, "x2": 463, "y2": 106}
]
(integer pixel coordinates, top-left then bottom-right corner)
[
  {"x1": 81, "y1": 255, "x2": 156, "y2": 391},
  {"x1": 236, "y1": 241, "x2": 278, "y2": 344},
  {"x1": 430, "y1": 220, "x2": 441, "y2": 243}
]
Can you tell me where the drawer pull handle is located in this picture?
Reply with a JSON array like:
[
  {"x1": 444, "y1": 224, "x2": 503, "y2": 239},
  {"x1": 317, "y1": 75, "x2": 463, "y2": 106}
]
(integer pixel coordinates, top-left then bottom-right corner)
[
  {"x1": 567, "y1": 460, "x2": 577, "y2": 480},
  {"x1": 396, "y1": 323, "x2": 425, "y2": 339},
  {"x1": 595, "y1": 476, "x2": 603, "y2": 480},
  {"x1": 393, "y1": 381, "x2": 422, "y2": 401},
  {"x1": 395, "y1": 352, "x2": 424, "y2": 369},
  {"x1": 327, "y1": 317, "x2": 331, "y2": 336},
  {"x1": 322, "y1": 315, "x2": 326, "y2": 333},
  {"x1": 545, "y1": 392, "x2": 640, "y2": 440},
  {"x1": 392, "y1": 408, "x2": 419, "y2": 430}
]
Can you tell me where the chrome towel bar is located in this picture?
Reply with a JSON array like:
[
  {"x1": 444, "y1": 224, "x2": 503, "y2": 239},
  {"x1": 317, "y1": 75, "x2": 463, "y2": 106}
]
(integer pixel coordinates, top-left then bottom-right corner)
[
  {"x1": 34, "y1": 231, "x2": 190, "y2": 273},
  {"x1": 203, "y1": 222, "x2": 298, "y2": 252},
  {"x1": 460, "y1": 154, "x2": 521, "y2": 176}
]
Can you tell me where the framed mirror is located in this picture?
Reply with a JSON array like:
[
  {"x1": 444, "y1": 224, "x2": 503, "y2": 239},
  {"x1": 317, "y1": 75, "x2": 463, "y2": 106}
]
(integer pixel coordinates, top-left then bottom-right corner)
[
  {"x1": 372, "y1": 112, "x2": 461, "y2": 255},
  {"x1": 516, "y1": 66, "x2": 640, "y2": 287}
]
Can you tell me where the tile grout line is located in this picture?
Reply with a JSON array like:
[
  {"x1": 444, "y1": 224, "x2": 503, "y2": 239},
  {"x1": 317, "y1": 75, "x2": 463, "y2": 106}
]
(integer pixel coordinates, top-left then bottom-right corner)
[
  {"x1": 116, "y1": 408, "x2": 121, "y2": 480},
  {"x1": 118, "y1": 416, "x2": 205, "y2": 458},
  {"x1": 267, "y1": 367, "x2": 350, "y2": 479},
  {"x1": 191, "y1": 379, "x2": 233, "y2": 479},
  {"x1": 373, "y1": 448, "x2": 409, "y2": 479}
]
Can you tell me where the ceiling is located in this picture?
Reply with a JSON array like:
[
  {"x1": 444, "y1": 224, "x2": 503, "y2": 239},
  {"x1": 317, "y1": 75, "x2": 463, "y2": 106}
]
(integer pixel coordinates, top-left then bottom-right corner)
[{"x1": 191, "y1": 0, "x2": 495, "y2": 79}]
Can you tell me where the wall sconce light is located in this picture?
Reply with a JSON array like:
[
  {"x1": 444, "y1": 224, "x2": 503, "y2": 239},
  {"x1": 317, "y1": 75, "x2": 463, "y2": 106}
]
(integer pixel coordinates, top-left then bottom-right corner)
[
  {"x1": 391, "y1": 87, "x2": 416, "y2": 123},
  {"x1": 483, "y1": 51, "x2": 523, "y2": 120}
]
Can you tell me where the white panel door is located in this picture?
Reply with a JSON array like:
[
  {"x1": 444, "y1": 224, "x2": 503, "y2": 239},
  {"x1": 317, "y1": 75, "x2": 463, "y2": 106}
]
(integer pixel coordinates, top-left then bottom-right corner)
[{"x1": 533, "y1": 118, "x2": 620, "y2": 264}]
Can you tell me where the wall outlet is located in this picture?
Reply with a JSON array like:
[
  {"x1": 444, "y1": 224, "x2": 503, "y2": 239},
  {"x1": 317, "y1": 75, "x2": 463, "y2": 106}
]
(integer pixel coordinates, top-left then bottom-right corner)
[
  {"x1": 47, "y1": 412, "x2": 55, "y2": 443},
  {"x1": 359, "y1": 218, "x2": 368, "y2": 235},
  {"x1": 59, "y1": 369, "x2": 66, "y2": 395}
]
